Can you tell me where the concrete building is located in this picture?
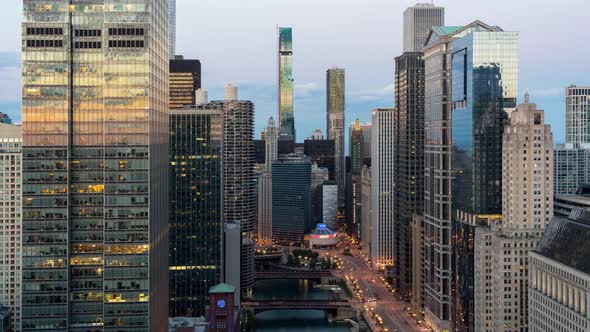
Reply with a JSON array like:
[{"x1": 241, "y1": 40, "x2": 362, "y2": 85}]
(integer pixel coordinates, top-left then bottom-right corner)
[
  {"x1": 257, "y1": 117, "x2": 278, "y2": 243},
  {"x1": 529, "y1": 208, "x2": 590, "y2": 332},
  {"x1": 169, "y1": 56, "x2": 201, "y2": 110},
  {"x1": 310, "y1": 129, "x2": 324, "y2": 140},
  {"x1": 22, "y1": 1, "x2": 170, "y2": 329},
  {"x1": 361, "y1": 166, "x2": 372, "y2": 252},
  {"x1": 327, "y1": 68, "x2": 346, "y2": 207},
  {"x1": 403, "y1": 3, "x2": 445, "y2": 52},
  {"x1": 0, "y1": 124, "x2": 20, "y2": 331},
  {"x1": 278, "y1": 27, "x2": 295, "y2": 139},
  {"x1": 554, "y1": 143, "x2": 590, "y2": 195},
  {"x1": 370, "y1": 109, "x2": 395, "y2": 269},
  {"x1": 566, "y1": 86, "x2": 590, "y2": 146}
]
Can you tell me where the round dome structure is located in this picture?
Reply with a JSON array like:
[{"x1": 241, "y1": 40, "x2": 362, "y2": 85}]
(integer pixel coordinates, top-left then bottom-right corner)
[{"x1": 309, "y1": 224, "x2": 339, "y2": 248}]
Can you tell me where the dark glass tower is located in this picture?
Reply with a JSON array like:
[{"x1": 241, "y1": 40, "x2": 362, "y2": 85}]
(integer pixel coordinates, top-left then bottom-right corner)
[
  {"x1": 303, "y1": 139, "x2": 335, "y2": 181},
  {"x1": 169, "y1": 110, "x2": 223, "y2": 317},
  {"x1": 169, "y1": 56, "x2": 201, "y2": 110},
  {"x1": 393, "y1": 52, "x2": 425, "y2": 300},
  {"x1": 22, "y1": 0, "x2": 169, "y2": 330}
]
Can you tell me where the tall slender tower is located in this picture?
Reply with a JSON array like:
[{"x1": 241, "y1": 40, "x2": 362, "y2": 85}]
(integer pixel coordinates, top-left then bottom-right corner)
[
  {"x1": 566, "y1": 86, "x2": 590, "y2": 146},
  {"x1": 169, "y1": 0, "x2": 176, "y2": 59},
  {"x1": 258, "y1": 117, "x2": 278, "y2": 243},
  {"x1": 22, "y1": 0, "x2": 170, "y2": 330},
  {"x1": 327, "y1": 68, "x2": 345, "y2": 207},
  {"x1": 278, "y1": 27, "x2": 295, "y2": 139},
  {"x1": 403, "y1": 3, "x2": 445, "y2": 52}
]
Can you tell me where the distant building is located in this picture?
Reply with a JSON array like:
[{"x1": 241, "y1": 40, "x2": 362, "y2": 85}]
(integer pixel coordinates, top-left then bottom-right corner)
[
  {"x1": 170, "y1": 56, "x2": 201, "y2": 109},
  {"x1": 272, "y1": 155, "x2": 312, "y2": 245},
  {"x1": 316, "y1": 182, "x2": 338, "y2": 230},
  {"x1": 371, "y1": 109, "x2": 396, "y2": 269},
  {"x1": 0, "y1": 124, "x2": 20, "y2": 331},
  {"x1": 278, "y1": 27, "x2": 295, "y2": 138},
  {"x1": 304, "y1": 139, "x2": 335, "y2": 180},
  {"x1": 403, "y1": 3, "x2": 445, "y2": 52},
  {"x1": 309, "y1": 129, "x2": 324, "y2": 140},
  {"x1": 327, "y1": 68, "x2": 346, "y2": 206},
  {"x1": 350, "y1": 119, "x2": 364, "y2": 177},
  {"x1": 566, "y1": 86, "x2": 590, "y2": 146},
  {"x1": 529, "y1": 208, "x2": 590, "y2": 332},
  {"x1": 258, "y1": 117, "x2": 278, "y2": 243},
  {"x1": 168, "y1": 0, "x2": 176, "y2": 59},
  {"x1": 554, "y1": 143, "x2": 590, "y2": 195}
]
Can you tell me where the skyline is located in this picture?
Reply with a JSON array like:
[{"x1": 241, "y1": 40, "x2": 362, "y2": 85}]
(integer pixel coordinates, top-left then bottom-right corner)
[{"x1": 2, "y1": 0, "x2": 589, "y2": 142}]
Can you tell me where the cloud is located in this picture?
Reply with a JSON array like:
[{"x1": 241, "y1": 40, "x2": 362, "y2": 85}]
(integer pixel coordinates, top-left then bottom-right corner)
[
  {"x1": 294, "y1": 82, "x2": 321, "y2": 97},
  {"x1": 352, "y1": 83, "x2": 395, "y2": 101}
]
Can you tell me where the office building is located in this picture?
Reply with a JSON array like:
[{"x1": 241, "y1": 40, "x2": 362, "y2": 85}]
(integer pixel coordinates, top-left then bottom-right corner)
[
  {"x1": 422, "y1": 21, "x2": 505, "y2": 332},
  {"x1": 411, "y1": 215, "x2": 425, "y2": 313},
  {"x1": 315, "y1": 182, "x2": 338, "y2": 230},
  {"x1": 360, "y1": 166, "x2": 372, "y2": 252},
  {"x1": 451, "y1": 27, "x2": 518, "y2": 331},
  {"x1": 370, "y1": 109, "x2": 395, "y2": 269},
  {"x1": 554, "y1": 143, "x2": 590, "y2": 195},
  {"x1": 393, "y1": 52, "x2": 425, "y2": 299},
  {"x1": 168, "y1": 0, "x2": 176, "y2": 59},
  {"x1": 272, "y1": 155, "x2": 312, "y2": 245},
  {"x1": 403, "y1": 3, "x2": 445, "y2": 52},
  {"x1": 169, "y1": 56, "x2": 201, "y2": 110},
  {"x1": 350, "y1": 119, "x2": 364, "y2": 177},
  {"x1": 169, "y1": 109, "x2": 223, "y2": 317},
  {"x1": 278, "y1": 27, "x2": 295, "y2": 138},
  {"x1": 327, "y1": 68, "x2": 346, "y2": 207},
  {"x1": 0, "y1": 123, "x2": 21, "y2": 331},
  {"x1": 257, "y1": 117, "x2": 278, "y2": 243},
  {"x1": 304, "y1": 139, "x2": 335, "y2": 180},
  {"x1": 22, "y1": 1, "x2": 170, "y2": 329},
  {"x1": 529, "y1": 208, "x2": 590, "y2": 332},
  {"x1": 566, "y1": 86, "x2": 590, "y2": 146}
]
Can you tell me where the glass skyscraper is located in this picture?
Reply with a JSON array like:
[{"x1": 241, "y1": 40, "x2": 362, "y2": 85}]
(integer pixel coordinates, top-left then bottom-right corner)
[
  {"x1": 168, "y1": 0, "x2": 176, "y2": 59},
  {"x1": 22, "y1": 1, "x2": 169, "y2": 330},
  {"x1": 327, "y1": 68, "x2": 346, "y2": 207},
  {"x1": 278, "y1": 27, "x2": 295, "y2": 139},
  {"x1": 169, "y1": 110, "x2": 223, "y2": 317}
]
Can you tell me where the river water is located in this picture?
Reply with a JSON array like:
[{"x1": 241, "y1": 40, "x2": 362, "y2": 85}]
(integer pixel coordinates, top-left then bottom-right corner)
[{"x1": 252, "y1": 279, "x2": 351, "y2": 332}]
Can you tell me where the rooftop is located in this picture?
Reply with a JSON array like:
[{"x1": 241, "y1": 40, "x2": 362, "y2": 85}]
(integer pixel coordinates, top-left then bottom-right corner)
[{"x1": 209, "y1": 283, "x2": 236, "y2": 294}]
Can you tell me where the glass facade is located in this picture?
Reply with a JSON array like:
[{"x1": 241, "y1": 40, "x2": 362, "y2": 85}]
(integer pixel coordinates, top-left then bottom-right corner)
[
  {"x1": 168, "y1": 0, "x2": 176, "y2": 59},
  {"x1": 278, "y1": 27, "x2": 294, "y2": 138},
  {"x1": 169, "y1": 58, "x2": 201, "y2": 110},
  {"x1": 22, "y1": 1, "x2": 169, "y2": 330},
  {"x1": 327, "y1": 68, "x2": 345, "y2": 207},
  {"x1": 169, "y1": 110, "x2": 222, "y2": 317}
]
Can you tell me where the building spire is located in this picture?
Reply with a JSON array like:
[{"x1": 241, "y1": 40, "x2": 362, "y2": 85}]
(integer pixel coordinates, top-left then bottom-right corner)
[
  {"x1": 524, "y1": 90, "x2": 530, "y2": 104},
  {"x1": 354, "y1": 118, "x2": 360, "y2": 131}
]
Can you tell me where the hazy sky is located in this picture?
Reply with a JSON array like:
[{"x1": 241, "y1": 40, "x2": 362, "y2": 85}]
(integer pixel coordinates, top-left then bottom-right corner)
[{"x1": 1, "y1": 0, "x2": 589, "y2": 143}]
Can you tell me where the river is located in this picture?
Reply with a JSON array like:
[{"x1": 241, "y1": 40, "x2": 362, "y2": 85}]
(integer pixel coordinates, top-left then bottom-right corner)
[{"x1": 252, "y1": 279, "x2": 351, "y2": 332}]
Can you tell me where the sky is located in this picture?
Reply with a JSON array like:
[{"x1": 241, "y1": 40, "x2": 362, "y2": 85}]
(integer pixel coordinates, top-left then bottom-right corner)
[{"x1": 2, "y1": 0, "x2": 589, "y2": 143}]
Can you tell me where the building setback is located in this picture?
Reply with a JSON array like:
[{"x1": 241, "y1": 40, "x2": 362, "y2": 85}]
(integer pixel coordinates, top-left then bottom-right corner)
[
  {"x1": 327, "y1": 68, "x2": 346, "y2": 207},
  {"x1": 21, "y1": 0, "x2": 170, "y2": 329}
]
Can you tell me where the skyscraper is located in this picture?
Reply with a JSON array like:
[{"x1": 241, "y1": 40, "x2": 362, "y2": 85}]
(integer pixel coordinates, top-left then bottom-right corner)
[
  {"x1": 554, "y1": 144, "x2": 590, "y2": 195},
  {"x1": 278, "y1": 27, "x2": 295, "y2": 138},
  {"x1": 303, "y1": 139, "x2": 336, "y2": 181},
  {"x1": 169, "y1": 109, "x2": 223, "y2": 317},
  {"x1": 169, "y1": 56, "x2": 201, "y2": 110},
  {"x1": 393, "y1": 52, "x2": 425, "y2": 300},
  {"x1": 258, "y1": 117, "x2": 278, "y2": 243},
  {"x1": 350, "y1": 119, "x2": 364, "y2": 177},
  {"x1": 327, "y1": 68, "x2": 346, "y2": 207},
  {"x1": 22, "y1": 0, "x2": 170, "y2": 330},
  {"x1": 370, "y1": 108, "x2": 396, "y2": 269},
  {"x1": 0, "y1": 123, "x2": 21, "y2": 331},
  {"x1": 169, "y1": 0, "x2": 176, "y2": 59},
  {"x1": 422, "y1": 21, "x2": 499, "y2": 332},
  {"x1": 566, "y1": 86, "x2": 590, "y2": 146},
  {"x1": 403, "y1": 3, "x2": 445, "y2": 52},
  {"x1": 451, "y1": 27, "x2": 518, "y2": 331}
]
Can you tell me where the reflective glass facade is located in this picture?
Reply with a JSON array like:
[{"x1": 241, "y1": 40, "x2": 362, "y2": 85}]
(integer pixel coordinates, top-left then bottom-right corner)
[
  {"x1": 327, "y1": 68, "x2": 345, "y2": 207},
  {"x1": 22, "y1": 1, "x2": 169, "y2": 330},
  {"x1": 278, "y1": 27, "x2": 295, "y2": 138},
  {"x1": 169, "y1": 110, "x2": 222, "y2": 317}
]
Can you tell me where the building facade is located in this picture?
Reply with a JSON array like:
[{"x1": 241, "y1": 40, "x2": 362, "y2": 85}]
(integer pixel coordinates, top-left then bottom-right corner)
[
  {"x1": 169, "y1": 56, "x2": 201, "y2": 110},
  {"x1": 169, "y1": 110, "x2": 223, "y2": 317},
  {"x1": 554, "y1": 143, "x2": 590, "y2": 195},
  {"x1": 393, "y1": 52, "x2": 425, "y2": 299},
  {"x1": 257, "y1": 117, "x2": 278, "y2": 243},
  {"x1": 0, "y1": 124, "x2": 21, "y2": 331},
  {"x1": 303, "y1": 139, "x2": 335, "y2": 181},
  {"x1": 370, "y1": 109, "x2": 395, "y2": 269},
  {"x1": 350, "y1": 119, "x2": 364, "y2": 177},
  {"x1": 278, "y1": 27, "x2": 295, "y2": 138},
  {"x1": 565, "y1": 86, "x2": 590, "y2": 146},
  {"x1": 168, "y1": 0, "x2": 176, "y2": 59},
  {"x1": 403, "y1": 3, "x2": 445, "y2": 52},
  {"x1": 529, "y1": 209, "x2": 590, "y2": 332},
  {"x1": 327, "y1": 68, "x2": 346, "y2": 207},
  {"x1": 22, "y1": 0, "x2": 170, "y2": 329},
  {"x1": 360, "y1": 166, "x2": 372, "y2": 252}
]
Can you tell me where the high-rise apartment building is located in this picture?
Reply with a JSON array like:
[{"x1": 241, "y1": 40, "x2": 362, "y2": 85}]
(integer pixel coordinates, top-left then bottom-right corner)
[
  {"x1": 565, "y1": 86, "x2": 590, "y2": 146},
  {"x1": 258, "y1": 117, "x2": 278, "y2": 243},
  {"x1": 393, "y1": 52, "x2": 425, "y2": 299},
  {"x1": 554, "y1": 143, "x2": 590, "y2": 195},
  {"x1": 278, "y1": 27, "x2": 295, "y2": 138},
  {"x1": 0, "y1": 123, "x2": 21, "y2": 331},
  {"x1": 327, "y1": 68, "x2": 346, "y2": 207},
  {"x1": 272, "y1": 155, "x2": 312, "y2": 245},
  {"x1": 370, "y1": 108, "x2": 395, "y2": 269},
  {"x1": 529, "y1": 208, "x2": 590, "y2": 332},
  {"x1": 451, "y1": 27, "x2": 518, "y2": 331},
  {"x1": 169, "y1": 109, "x2": 223, "y2": 317},
  {"x1": 422, "y1": 21, "x2": 503, "y2": 332},
  {"x1": 168, "y1": 0, "x2": 176, "y2": 59},
  {"x1": 22, "y1": 1, "x2": 170, "y2": 330},
  {"x1": 403, "y1": 3, "x2": 445, "y2": 52},
  {"x1": 169, "y1": 56, "x2": 202, "y2": 110}
]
